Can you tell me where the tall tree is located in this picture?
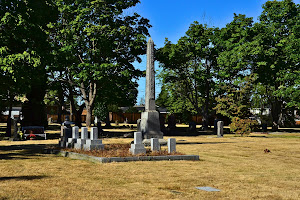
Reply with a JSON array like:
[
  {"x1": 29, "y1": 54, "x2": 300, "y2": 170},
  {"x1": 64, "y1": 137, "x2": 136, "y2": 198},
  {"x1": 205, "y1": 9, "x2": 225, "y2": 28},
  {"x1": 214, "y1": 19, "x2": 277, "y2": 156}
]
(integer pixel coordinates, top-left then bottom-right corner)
[
  {"x1": 0, "y1": 0, "x2": 58, "y2": 128},
  {"x1": 50, "y1": 0, "x2": 150, "y2": 127},
  {"x1": 249, "y1": 0, "x2": 300, "y2": 130},
  {"x1": 157, "y1": 22, "x2": 219, "y2": 129}
]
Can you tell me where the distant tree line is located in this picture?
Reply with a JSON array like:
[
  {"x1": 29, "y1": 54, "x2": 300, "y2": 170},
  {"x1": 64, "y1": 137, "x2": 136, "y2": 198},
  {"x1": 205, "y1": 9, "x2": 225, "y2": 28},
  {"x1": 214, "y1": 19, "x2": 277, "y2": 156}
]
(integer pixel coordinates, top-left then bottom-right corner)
[
  {"x1": 156, "y1": 0, "x2": 300, "y2": 130},
  {"x1": 1, "y1": 0, "x2": 299, "y2": 136}
]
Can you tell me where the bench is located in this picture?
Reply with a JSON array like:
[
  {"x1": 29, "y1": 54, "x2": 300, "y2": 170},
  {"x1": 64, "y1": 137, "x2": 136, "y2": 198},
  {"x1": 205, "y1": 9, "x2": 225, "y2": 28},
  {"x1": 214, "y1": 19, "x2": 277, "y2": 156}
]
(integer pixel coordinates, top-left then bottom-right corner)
[{"x1": 22, "y1": 126, "x2": 46, "y2": 140}]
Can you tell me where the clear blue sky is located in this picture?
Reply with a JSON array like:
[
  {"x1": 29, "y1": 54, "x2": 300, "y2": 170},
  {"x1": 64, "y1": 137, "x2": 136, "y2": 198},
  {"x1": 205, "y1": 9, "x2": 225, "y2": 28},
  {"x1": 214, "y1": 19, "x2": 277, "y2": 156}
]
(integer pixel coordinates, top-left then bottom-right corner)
[{"x1": 132, "y1": 0, "x2": 300, "y2": 104}]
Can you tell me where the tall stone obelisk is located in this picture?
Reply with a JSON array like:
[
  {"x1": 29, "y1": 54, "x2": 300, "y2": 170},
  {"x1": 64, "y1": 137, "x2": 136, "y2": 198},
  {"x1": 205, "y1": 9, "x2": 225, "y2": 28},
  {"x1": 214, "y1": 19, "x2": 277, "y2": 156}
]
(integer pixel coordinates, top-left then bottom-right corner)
[{"x1": 140, "y1": 38, "x2": 163, "y2": 139}]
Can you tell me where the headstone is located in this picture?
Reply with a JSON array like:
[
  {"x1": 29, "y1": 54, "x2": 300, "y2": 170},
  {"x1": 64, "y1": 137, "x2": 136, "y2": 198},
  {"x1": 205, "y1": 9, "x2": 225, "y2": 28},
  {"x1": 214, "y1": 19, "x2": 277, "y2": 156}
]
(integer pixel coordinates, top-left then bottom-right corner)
[
  {"x1": 151, "y1": 138, "x2": 160, "y2": 151},
  {"x1": 74, "y1": 127, "x2": 88, "y2": 149},
  {"x1": 217, "y1": 121, "x2": 224, "y2": 137},
  {"x1": 83, "y1": 127, "x2": 104, "y2": 151},
  {"x1": 48, "y1": 117, "x2": 52, "y2": 124},
  {"x1": 67, "y1": 126, "x2": 79, "y2": 148},
  {"x1": 58, "y1": 125, "x2": 72, "y2": 148},
  {"x1": 139, "y1": 38, "x2": 163, "y2": 140},
  {"x1": 90, "y1": 127, "x2": 98, "y2": 140},
  {"x1": 96, "y1": 122, "x2": 103, "y2": 137},
  {"x1": 84, "y1": 139, "x2": 104, "y2": 151},
  {"x1": 262, "y1": 123, "x2": 267, "y2": 132},
  {"x1": 81, "y1": 127, "x2": 88, "y2": 139},
  {"x1": 188, "y1": 121, "x2": 197, "y2": 133},
  {"x1": 129, "y1": 132, "x2": 146, "y2": 155},
  {"x1": 167, "y1": 115, "x2": 176, "y2": 129},
  {"x1": 12, "y1": 118, "x2": 19, "y2": 140},
  {"x1": 168, "y1": 138, "x2": 176, "y2": 153}
]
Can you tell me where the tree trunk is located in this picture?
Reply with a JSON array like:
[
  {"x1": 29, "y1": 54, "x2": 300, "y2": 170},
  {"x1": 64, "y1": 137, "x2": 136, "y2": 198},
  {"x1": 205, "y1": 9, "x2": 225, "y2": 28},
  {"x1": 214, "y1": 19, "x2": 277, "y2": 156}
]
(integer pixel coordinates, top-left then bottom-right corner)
[
  {"x1": 57, "y1": 88, "x2": 64, "y2": 124},
  {"x1": 70, "y1": 102, "x2": 74, "y2": 122},
  {"x1": 202, "y1": 59, "x2": 211, "y2": 130},
  {"x1": 270, "y1": 98, "x2": 282, "y2": 131},
  {"x1": 5, "y1": 103, "x2": 12, "y2": 137},
  {"x1": 105, "y1": 112, "x2": 111, "y2": 128},
  {"x1": 75, "y1": 104, "x2": 85, "y2": 128},
  {"x1": 22, "y1": 84, "x2": 47, "y2": 127},
  {"x1": 85, "y1": 106, "x2": 93, "y2": 127},
  {"x1": 80, "y1": 82, "x2": 97, "y2": 128}
]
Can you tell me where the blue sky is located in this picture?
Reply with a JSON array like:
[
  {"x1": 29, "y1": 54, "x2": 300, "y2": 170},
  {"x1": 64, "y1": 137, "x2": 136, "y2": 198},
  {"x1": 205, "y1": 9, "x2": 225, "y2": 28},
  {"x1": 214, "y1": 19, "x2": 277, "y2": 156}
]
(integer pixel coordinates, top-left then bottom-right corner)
[{"x1": 132, "y1": 0, "x2": 300, "y2": 104}]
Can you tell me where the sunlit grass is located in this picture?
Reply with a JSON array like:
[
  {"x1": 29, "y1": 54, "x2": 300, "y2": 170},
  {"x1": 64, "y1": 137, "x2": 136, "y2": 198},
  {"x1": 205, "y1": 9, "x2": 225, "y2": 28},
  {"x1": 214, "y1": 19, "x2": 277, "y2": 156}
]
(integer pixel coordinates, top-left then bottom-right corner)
[{"x1": 1, "y1": 131, "x2": 300, "y2": 199}]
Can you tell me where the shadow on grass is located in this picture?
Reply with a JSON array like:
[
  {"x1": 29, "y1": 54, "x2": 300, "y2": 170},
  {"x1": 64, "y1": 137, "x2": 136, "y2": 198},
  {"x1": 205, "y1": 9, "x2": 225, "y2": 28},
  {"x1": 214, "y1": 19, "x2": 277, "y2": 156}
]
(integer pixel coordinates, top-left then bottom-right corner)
[
  {"x1": 177, "y1": 142, "x2": 235, "y2": 145},
  {"x1": 0, "y1": 144, "x2": 52, "y2": 160},
  {"x1": 0, "y1": 175, "x2": 48, "y2": 181},
  {"x1": 248, "y1": 135, "x2": 268, "y2": 138}
]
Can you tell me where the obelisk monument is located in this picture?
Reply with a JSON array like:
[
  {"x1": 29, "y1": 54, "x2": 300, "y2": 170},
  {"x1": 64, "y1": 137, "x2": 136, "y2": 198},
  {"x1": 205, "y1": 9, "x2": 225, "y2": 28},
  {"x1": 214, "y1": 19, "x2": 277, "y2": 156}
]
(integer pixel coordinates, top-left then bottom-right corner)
[{"x1": 140, "y1": 38, "x2": 163, "y2": 139}]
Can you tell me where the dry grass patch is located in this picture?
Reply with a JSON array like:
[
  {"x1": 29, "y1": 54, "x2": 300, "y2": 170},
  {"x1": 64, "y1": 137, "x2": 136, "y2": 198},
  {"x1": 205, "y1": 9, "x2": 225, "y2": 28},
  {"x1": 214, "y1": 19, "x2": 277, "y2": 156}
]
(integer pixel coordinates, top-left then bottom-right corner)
[{"x1": 1, "y1": 134, "x2": 300, "y2": 199}]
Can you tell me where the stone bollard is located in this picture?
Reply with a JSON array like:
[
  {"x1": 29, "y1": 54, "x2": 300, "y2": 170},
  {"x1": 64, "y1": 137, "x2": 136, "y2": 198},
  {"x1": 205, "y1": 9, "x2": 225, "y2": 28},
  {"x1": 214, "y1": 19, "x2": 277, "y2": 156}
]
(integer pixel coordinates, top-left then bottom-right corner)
[
  {"x1": 129, "y1": 132, "x2": 146, "y2": 155},
  {"x1": 217, "y1": 121, "x2": 224, "y2": 137},
  {"x1": 151, "y1": 138, "x2": 160, "y2": 151},
  {"x1": 168, "y1": 138, "x2": 176, "y2": 153}
]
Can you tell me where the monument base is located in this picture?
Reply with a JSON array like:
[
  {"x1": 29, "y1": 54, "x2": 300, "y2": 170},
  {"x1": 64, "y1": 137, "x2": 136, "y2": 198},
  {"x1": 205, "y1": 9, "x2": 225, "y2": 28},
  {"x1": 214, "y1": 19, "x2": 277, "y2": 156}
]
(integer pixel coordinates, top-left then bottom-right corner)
[
  {"x1": 142, "y1": 138, "x2": 167, "y2": 146},
  {"x1": 140, "y1": 111, "x2": 163, "y2": 139}
]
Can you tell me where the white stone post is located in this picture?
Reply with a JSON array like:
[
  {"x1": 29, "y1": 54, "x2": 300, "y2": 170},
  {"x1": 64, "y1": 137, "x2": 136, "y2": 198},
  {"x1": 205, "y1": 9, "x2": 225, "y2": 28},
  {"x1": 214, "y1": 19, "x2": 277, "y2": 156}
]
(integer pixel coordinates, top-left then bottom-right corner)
[
  {"x1": 168, "y1": 138, "x2": 176, "y2": 153},
  {"x1": 151, "y1": 138, "x2": 160, "y2": 151},
  {"x1": 217, "y1": 121, "x2": 224, "y2": 137}
]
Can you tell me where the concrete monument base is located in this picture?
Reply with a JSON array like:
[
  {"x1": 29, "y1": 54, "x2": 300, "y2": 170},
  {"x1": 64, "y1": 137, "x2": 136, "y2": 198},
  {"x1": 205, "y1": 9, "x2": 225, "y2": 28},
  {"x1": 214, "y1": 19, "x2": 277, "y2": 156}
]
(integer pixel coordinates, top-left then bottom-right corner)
[
  {"x1": 140, "y1": 111, "x2": 163, "y2": 139},
  {"x1": 142, "y1": 138, "x2": 167, "y2": 146}
]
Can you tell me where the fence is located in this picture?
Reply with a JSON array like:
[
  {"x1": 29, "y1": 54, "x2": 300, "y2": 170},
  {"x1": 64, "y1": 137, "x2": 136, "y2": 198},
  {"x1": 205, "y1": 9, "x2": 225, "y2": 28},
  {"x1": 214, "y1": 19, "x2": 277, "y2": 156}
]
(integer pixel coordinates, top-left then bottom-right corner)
[{"x1": 46, "y1": 114, "x2": 92, "y2": 123}]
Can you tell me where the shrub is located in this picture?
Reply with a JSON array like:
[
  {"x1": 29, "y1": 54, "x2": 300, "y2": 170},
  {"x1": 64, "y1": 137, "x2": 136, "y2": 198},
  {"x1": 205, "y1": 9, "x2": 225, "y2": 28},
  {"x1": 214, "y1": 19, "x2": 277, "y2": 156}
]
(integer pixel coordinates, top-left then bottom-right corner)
[{"x1": 230, "y1": 117, "x2": 258, "y2": 136}]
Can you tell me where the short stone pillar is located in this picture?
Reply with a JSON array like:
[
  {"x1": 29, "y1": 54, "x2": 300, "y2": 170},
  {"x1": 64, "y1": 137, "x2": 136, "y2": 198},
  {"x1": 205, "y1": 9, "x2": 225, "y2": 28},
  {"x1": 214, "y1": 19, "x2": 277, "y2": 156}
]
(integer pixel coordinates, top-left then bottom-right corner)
[
  {"x1": 129, "y1": 132, "x2": 146, "y2": 155},
  {"x1": 67, "y1": 126, "x2": 79, "y2": 148},
  {"x1": 151, "y1": 138, "x2": 160, "y2": 151},
  {"x1": 168, "y1": 138, "x2": 176, "y2": 153},
  {"x1": 217, "y1": 121, "x2": 224, "y2": 137},
  {"x1": 74, "y1": 127, "x2": 88, "y2": 149}
]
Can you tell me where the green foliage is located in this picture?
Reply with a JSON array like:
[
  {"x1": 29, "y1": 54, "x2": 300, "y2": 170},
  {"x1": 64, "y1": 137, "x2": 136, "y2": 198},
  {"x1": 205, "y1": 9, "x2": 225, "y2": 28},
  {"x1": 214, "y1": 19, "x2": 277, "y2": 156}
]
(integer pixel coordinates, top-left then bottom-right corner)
[
  {"x1": 248, "y1": 0, "x2": 300, "y2": 128},
  {"x1": 0, "y1": 0, "x2": 58, "y2": 126},
  {"x1": 230, "y1": 117, "x2": 258, "y2": 136},
  {"x1": 49, "y1": 0, "x2": 151, "y2": 126},
  {"x1": 93, "y1": 102, "x2": 108, "y2": 122},
  {"x1": 125, "y1": 107, "x2": 138, "y2": 113},
  {"x1": 157, "y1": 22, "x2": 220, "y2": 123},
  {"x1": 214, "y1": 75, "x2": 254, "y2": 120}
]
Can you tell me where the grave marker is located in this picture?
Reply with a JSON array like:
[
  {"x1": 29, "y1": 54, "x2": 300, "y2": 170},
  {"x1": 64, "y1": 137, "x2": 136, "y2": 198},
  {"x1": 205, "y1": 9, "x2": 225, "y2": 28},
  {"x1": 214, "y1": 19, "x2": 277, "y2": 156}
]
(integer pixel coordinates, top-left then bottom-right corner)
[{"x1": 129, "y1": 132, "x2": 146, "y2": 155}]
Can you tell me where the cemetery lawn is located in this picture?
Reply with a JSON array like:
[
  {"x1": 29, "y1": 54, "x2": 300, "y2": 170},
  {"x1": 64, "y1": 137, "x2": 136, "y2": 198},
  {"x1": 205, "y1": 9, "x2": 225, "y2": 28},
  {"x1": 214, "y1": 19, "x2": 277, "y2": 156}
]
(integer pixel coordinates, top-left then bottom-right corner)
[{"x1": 0, "y1": 133, "x2": 300, "y2": 199}]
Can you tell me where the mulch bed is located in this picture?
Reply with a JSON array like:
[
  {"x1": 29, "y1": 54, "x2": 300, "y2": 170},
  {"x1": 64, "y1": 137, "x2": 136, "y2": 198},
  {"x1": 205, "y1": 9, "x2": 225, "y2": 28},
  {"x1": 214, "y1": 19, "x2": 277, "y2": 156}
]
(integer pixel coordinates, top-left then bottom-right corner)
[{"x1": 60, "y1": 143, "x2": 184, "y2": 157}]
